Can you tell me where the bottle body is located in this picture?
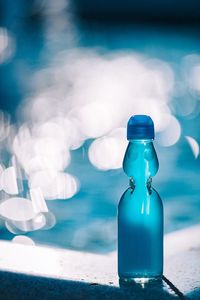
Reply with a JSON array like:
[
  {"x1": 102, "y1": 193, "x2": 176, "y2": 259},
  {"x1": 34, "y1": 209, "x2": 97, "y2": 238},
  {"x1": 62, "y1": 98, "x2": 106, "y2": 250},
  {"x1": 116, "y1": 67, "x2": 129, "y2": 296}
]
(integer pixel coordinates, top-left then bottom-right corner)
[{"x1": 118, "y1": 140, "x2": 163, "y2": 281}]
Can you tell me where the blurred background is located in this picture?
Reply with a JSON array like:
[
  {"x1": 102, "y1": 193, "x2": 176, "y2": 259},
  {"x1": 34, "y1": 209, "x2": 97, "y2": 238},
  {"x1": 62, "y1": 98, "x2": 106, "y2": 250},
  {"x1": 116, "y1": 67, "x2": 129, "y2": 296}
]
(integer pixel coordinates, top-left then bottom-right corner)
[{"x1": 0, "y1": 0, "x2": 199, "y2": 251}]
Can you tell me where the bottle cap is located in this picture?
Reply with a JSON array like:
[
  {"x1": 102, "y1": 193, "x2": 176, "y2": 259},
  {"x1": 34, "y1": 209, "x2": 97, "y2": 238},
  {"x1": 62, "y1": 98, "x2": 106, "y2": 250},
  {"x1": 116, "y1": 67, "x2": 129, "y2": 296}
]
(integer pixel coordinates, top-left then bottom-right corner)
[{"x1": 127, "y1": 115, "x2": 155, "y2": 140}]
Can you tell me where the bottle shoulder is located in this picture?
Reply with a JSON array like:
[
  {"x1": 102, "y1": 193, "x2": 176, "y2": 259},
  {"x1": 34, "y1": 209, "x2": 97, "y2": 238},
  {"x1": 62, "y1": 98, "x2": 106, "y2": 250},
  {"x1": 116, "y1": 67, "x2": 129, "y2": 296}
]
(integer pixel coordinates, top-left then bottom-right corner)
[{"x1": 118, "y1": 187, "x2": 163, "y2": 208}]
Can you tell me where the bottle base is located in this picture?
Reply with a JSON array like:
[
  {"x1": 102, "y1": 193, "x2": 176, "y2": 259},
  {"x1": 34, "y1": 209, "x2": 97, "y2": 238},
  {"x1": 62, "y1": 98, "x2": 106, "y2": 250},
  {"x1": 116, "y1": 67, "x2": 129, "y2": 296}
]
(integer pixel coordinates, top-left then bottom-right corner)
[{"x1": 119, "y1": 275, "x2": 162, "y2": 285}]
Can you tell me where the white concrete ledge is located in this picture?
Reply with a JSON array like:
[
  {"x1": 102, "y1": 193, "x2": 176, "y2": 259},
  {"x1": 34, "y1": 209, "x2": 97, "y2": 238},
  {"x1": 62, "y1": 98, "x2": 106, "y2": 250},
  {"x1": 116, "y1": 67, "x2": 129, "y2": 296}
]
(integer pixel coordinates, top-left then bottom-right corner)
[{"x1": 0, "y1": 225, "x2": 199, "y2": 299}]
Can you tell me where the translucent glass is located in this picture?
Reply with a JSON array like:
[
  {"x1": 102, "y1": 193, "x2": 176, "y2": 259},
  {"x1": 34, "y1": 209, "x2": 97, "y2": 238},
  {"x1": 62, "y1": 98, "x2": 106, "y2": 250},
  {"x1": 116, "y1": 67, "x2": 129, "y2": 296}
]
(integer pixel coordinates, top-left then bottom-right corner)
[{"x1": 118, "y1": 139, "x2": 163, "y2": 281}]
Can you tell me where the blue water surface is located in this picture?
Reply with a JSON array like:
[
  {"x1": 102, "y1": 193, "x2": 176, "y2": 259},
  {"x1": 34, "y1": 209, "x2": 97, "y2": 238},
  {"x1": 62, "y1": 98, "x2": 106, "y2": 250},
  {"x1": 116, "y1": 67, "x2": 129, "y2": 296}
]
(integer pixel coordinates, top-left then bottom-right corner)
[{"x1": 0, "y1": 3, "x2": 199, "y2": 253}]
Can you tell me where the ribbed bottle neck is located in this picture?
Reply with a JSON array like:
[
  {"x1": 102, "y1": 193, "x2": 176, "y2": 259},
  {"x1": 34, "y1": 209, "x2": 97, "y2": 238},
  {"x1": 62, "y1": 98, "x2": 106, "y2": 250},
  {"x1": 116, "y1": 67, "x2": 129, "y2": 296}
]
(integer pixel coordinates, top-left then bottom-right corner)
[{"x1": 129, "y1": 139, "x2": 154, "y2": 144}]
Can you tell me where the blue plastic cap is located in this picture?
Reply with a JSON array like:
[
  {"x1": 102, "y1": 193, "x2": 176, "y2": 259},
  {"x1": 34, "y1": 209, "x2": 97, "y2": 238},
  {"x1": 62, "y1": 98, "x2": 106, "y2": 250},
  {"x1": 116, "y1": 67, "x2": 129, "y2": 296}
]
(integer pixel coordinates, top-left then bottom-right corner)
[{"x1": 127, "y1": 115, "x2": 155, "y2": 140}]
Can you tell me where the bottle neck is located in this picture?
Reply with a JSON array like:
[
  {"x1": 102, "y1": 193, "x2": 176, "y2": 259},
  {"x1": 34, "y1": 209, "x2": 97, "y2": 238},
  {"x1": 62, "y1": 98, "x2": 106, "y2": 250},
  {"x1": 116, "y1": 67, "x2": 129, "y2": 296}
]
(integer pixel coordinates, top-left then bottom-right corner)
[
  {"x1": 123, "y1": 137, "x2": 158, "y2": 182},
  {"x1": 129, "y1": 139, "x2": 154, "y2": 144}
]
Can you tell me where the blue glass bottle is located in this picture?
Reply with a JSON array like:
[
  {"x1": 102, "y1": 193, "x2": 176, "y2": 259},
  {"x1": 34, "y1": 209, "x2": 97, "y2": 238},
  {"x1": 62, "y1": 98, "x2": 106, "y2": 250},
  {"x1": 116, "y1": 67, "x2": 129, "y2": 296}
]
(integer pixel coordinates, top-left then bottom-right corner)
[{"x1": 118, "y1": 115, "x2": 163, "y2": 282}]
